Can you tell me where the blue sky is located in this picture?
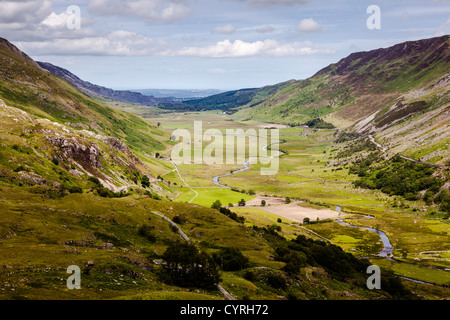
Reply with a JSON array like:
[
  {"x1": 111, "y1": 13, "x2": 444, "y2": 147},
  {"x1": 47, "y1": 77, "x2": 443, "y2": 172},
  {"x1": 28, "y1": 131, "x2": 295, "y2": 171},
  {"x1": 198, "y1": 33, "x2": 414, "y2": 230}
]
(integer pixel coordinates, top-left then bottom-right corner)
[{"x1": 1, "y1": 0, "x2": 449, "y2": 90}]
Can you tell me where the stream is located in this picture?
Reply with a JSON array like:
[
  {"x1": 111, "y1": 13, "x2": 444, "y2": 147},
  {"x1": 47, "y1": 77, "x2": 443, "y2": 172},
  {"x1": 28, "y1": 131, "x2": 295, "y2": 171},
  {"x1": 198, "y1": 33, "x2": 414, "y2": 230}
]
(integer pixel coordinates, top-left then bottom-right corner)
[
  {"x1": 334, "y1": 206, "x2": 394, "y2": 258},
  {"x1": 212, "y1": 159, "x2": 251, "y2": 188}
]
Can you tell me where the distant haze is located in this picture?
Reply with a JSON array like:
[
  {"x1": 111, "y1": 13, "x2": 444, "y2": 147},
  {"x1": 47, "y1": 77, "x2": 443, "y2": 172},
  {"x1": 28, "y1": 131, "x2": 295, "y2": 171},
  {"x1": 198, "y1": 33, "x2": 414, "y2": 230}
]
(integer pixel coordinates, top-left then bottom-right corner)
[{"x1": 131, "y1": 89, "x2": 225, "y2": 99}]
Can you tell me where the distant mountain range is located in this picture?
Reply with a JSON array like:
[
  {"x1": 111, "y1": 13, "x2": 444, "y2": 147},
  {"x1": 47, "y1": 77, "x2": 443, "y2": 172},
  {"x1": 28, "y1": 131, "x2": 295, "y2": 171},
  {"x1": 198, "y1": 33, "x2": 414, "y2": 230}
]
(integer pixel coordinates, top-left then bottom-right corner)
[
  {"x1": 133, "y1": 88, "x2": 225, "y2": 99},
  {"x1": 37, "y1": 61, "x2": 178, "y2": 106}
]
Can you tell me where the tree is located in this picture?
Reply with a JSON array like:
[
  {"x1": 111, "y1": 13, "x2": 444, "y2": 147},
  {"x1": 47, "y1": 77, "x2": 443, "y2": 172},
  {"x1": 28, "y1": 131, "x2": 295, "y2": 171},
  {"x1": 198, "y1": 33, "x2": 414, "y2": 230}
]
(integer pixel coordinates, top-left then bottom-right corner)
[
  {"x1": 238, "y1": 199, "x2": 246, "y2": 206},
  {"x1": 303, "y1": 217, "x2": 310, "y2": 224},
  {"x1": 160, "y1": 241, "x2": 220, "y2": 289},
  {"x1": 285, "y1": 197, "x2": 291, "y2": 204},
  {"x1": 213, "y1": 247, "x2": 250, "y2": 271},
  {"x1": 155, "y1": 152, "x2": 160, "y2": 158},
  {"x1": 141, "y1": 175, "x2": 150, "y2": 188},
  {"x1": 211, "y1": 199, "x2": 222, "y2": 210},
  {"x1": 248, "y1": 189, "x2": 255, "y2": 195},
  {"x1": 261, "y1": 200, "x2": 266, "y2": 206}
]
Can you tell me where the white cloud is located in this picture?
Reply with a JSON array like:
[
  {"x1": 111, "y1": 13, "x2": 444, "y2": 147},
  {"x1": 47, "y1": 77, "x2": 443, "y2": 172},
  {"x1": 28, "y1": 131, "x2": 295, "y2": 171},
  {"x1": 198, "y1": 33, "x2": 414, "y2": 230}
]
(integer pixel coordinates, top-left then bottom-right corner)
[
  {"x1": 41, "y1": 11, "x2": 70, "y2": 28},
  {"x1": 19, "y1": 35, "x2": 333, "y2": 58},
  {"x1": 165, "y1": 39, "x2": 334, "y2": 58},
  {"x1": 212, "y1": 24, "x2": 236, "y2": 34},
  {"x1": 295, "y1": 18, "x2": 322, "y2": 34},
  {"x1": 88, "y1": 0, "x2": 191, "y2": 23},
  {"x1": 0, "y1": 0, "x2": 51, "y2": 24},
  {"x1": 15, "y1": 31, "x2": 163, "y2": 56}
]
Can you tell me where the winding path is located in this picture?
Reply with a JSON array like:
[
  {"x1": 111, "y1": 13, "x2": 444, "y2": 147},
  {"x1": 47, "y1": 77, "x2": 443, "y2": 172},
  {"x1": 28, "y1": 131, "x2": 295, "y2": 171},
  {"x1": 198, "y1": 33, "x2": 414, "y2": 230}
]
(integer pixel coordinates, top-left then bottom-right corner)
[{"x1": 368, "y1": 134, "x2": 448, "y2": 168}]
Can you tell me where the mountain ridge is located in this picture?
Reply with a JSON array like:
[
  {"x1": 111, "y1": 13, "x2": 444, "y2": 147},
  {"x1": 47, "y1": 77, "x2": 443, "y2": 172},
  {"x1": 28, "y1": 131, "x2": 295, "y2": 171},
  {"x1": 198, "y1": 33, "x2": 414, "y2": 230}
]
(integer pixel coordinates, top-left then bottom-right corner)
[{"x1": 37, "y1": 61, "x2": 177, "y2": 106}]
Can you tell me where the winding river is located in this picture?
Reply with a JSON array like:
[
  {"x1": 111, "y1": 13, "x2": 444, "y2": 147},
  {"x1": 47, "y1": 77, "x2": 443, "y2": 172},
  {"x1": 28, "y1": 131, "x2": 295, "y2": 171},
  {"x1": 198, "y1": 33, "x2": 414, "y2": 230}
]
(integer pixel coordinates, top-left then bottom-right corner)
[
  {"x1": 212, "y1": 159, "x2": 251, "y2": 188},
  {"x1": 212, "y1": 152, "x2": 395, "y2": 259},
  {"x1": 334, "y1": 206, "x2": 394, "y2": 258}
]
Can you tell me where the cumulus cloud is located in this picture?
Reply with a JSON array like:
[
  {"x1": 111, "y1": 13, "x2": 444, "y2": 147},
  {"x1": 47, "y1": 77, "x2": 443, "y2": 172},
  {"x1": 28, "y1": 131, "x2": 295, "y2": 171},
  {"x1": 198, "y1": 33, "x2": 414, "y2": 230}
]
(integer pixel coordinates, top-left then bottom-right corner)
[
  {"x1": 165, "y1": 39, "x2": 334, "y2": 58},
  {"x1": 212, "y1": 24, "x2": 236, "y2": 34},
  {"x1": 16, "y1": 31, "x2": 164, "y2": 56},
  {"x1": 0, "y1": 0, "x2": 52, "y2": 24},
  {"x1": 88, "y1": 0, "x2": 191, "y2": 23},
  {"x1": 41, "y1": 11, "x2": 71, "y2": 28},
  {"x1": 17, "y1": 34, "x2": 334, "y2": 58},
  {"x1": 295, "y1": 18, "x2": 322, "y2": 34}
]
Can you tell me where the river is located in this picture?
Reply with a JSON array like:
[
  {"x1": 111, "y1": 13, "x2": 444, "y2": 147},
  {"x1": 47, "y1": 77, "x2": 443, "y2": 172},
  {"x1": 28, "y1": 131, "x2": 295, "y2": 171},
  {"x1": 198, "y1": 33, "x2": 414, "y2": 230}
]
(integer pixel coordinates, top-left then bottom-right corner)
[{"x1": 334, "y1": 206, "x2": 394, "y2": 258}]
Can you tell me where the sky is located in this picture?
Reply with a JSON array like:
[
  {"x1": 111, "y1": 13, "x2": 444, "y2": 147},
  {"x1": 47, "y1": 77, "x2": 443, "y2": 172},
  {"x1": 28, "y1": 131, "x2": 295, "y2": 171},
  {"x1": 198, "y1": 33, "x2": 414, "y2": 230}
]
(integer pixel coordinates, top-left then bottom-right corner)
[{"x1": 1, "y1": 0, "x2": 449, "y2": 90}]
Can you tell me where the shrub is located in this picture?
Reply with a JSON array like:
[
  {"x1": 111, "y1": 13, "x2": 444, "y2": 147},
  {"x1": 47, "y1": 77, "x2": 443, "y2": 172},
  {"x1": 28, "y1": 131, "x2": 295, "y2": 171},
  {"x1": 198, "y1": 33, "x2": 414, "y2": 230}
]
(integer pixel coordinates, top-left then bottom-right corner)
[
  {"x1": 267, "y1": 272, "x2": 287, "y2": 289},
  {"x1": 68, "y1": 186, "x2": 83, "y2": 194},
  {"x1": 213, "y1": 247, "x2": 250, "y2": 271},
  {"x1": 141, "y1": 175, "x2": 150, "y2": 188},
  {"x1": 138, "y1": 225, "x2": 156, "y2": 243},
  {"x1": 172, "y1": 215, "x2": 186, "y2": 225}
]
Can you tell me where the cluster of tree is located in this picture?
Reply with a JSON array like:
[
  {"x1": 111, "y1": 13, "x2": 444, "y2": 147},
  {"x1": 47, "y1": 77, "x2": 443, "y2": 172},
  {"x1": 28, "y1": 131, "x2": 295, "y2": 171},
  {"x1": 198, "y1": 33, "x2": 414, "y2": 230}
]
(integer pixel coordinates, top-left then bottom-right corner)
[
  {"x1": 304, "y1": 118, "x2": 335, "y2": 129},
  {"x1": 258, "y1": 228, "x2": 415, "y2": 299},
  {"x1": 351, "y1": 155, "x2": 446, "y2": 211},
  {"x1": 211, "y1": 200, "x2": 245, "y2": 223},
  {"x1": 212, "y1": 247, "x2": 250, "y2": 271},
  {"x1": 159, "y1": 241, "x2": 221, "y2": 289}
]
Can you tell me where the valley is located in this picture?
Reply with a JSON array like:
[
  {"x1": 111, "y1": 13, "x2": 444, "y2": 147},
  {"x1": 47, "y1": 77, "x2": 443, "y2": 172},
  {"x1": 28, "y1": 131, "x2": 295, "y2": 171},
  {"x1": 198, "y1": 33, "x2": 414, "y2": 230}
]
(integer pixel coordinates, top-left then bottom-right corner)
[
  {"x1": 0, "y1": 35, "x2": 449, "y2": 301},
  {"x1": 138, "y1": 110, "x2": 450, "y2": 296}
]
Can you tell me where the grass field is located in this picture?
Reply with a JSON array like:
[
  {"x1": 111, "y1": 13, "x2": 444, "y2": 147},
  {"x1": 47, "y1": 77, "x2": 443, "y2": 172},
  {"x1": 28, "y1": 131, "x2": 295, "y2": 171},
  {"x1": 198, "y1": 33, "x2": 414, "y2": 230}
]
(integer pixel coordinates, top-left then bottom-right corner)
[{"x1": 151, "y1": 111, "x2": 450, "y2": 289}]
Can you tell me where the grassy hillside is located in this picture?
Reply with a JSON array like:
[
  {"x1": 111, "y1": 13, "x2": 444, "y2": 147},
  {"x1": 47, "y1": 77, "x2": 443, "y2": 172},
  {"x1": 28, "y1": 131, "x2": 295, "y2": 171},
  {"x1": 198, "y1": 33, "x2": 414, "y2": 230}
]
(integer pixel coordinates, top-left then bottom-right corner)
[
  {"x1": 0, "y1": 37, "x2": 174, "y2": 194},
  {"x1": 0, "y1": 38, "x2": 166, "y2": 156},
  {"x1": 235, "y1": 36, "x2": 449, "y2": 127}
]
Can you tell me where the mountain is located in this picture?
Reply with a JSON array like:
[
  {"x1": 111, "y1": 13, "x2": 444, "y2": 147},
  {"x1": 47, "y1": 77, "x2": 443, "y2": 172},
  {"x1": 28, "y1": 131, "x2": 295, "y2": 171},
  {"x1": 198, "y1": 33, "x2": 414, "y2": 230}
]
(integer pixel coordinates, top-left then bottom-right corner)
[
  {"x1": 189, "y1": 35, "x2": 450, "y2": 165},
  {"x1": 0, "y1": 37, "x2": 168, "y2": 192},
  {"x1": 37, "y1": 61, "x2": 177, "y2": 106},
  {"x1": 176, "y1": 80, "x2": 295, "y2": 111}
]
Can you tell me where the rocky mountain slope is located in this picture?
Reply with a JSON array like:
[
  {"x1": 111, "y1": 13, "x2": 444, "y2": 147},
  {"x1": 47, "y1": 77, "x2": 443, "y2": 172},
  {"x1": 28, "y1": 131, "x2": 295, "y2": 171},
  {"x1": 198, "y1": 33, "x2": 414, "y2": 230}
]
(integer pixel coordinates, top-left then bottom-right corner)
[
  {"x1": 37, "y1": 61, "x2": 177, "y2": 106},
  {"x1": 0, "y1": 37, "x2": 168, "y2": 192}
]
